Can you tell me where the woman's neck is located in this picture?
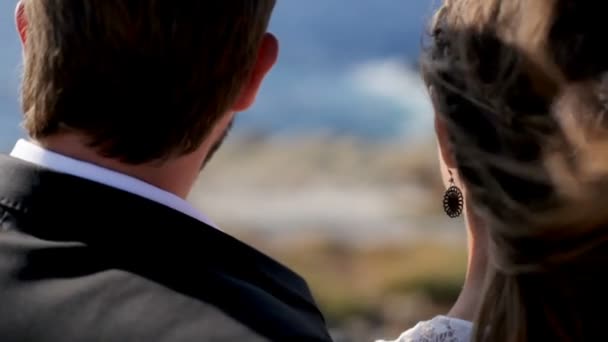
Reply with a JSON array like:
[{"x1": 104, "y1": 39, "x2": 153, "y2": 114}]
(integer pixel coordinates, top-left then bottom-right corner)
[{"x1": 448, "y1": 205, "x2": 489, "y2": 322}]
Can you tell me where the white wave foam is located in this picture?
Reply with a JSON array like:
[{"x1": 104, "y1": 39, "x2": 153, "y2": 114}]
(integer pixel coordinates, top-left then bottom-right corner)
[{"x1": 348, "y1": 58, "x2": 434, "y2": 140}]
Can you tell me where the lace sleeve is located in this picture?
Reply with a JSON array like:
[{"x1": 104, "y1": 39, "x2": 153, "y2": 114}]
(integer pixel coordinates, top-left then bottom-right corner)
[{"x1": 376, "y1": 316, "x2": 473, "y2": 342}]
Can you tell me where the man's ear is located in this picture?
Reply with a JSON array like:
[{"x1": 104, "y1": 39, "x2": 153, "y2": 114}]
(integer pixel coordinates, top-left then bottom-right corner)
[
  {"x1": 15, "y1": 1, "x2": 27, "y2": 45},
  {"x1": 231, "y1": 33, "x2": 279, "y2": 112}
]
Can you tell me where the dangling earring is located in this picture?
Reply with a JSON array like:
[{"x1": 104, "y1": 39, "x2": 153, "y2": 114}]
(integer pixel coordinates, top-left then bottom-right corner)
[{"x1": 443, "y1": 169, "x2": 463, "y2": 218}]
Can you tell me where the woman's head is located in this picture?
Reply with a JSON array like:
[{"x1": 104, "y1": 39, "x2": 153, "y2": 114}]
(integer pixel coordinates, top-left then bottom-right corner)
[{"x1": 424, "y1": 0, "x2": 608, "y2": 340}]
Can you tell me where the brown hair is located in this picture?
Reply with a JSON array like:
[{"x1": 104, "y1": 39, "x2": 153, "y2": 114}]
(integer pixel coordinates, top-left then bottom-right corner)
[
  {"x1": 423, "y1": 0, "x2": 608, "y2": 340},
  {"x1": 21, "y1": 0, "x2": 276, "y2": 164}
]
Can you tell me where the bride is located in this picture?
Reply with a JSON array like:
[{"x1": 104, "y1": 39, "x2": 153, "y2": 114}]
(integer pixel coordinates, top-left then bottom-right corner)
[{"x1": 380, "y1": 0, "x2": 608, "y2": 341}]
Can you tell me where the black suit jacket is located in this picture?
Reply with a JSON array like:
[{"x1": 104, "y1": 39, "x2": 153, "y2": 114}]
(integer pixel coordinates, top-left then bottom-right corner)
[{"x1": 0, "y1": 155, "x2": 333, "y2": 342}]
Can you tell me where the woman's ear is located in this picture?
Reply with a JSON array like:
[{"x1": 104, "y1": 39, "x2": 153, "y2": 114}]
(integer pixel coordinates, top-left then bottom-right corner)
[
  {"x1": 15, "y1": 1, "x2": 27, "y2": 45},
  {"x1": 431, "y1": 86, "x2": 457, "y2": 169},
  {"x1": 435, "y1": 113, "x2": 457, "y2": 169}
]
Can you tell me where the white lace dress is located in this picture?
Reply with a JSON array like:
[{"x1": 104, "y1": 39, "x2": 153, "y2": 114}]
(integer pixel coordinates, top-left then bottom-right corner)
[{"x1": 377, "y1": 316, "x2": 473, "y2": 342}]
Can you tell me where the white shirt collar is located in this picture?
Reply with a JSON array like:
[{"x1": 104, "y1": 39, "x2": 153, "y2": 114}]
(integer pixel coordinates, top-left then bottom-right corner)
[{"x1": 10, "y1": 139, "x2": 218, "y2": 230}]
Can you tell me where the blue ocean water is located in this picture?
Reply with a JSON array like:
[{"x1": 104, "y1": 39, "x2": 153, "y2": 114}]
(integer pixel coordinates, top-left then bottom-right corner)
[{"x1": 0, "y1": 1, "x2": 437, "y2": 152}]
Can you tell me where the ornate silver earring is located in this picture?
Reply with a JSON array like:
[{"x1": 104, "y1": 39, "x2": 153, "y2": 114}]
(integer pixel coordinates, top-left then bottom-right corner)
[{"x1": 443, "y1": 169, "x2": 463, "y2": 218}]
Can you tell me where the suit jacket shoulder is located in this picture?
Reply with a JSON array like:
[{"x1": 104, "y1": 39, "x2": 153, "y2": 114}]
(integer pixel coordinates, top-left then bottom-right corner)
[{"x1": 0, "y1": 155, "x2": 332, "y2": 342}]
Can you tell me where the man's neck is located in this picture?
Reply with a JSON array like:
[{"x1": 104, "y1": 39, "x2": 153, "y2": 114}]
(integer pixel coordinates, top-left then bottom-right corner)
[{"x1": 37, "y1": 134, "x2": 203, "y2": 199}]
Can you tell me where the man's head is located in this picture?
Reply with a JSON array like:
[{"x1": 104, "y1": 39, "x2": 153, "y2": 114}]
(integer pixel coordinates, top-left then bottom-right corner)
[{"x1": 15, "y1": 0, "x2": 278, "y2": 166}]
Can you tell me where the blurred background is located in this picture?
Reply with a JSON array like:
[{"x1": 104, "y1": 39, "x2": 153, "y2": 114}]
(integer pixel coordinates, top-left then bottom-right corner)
[{"x1": 0, "y1": 1, "x2": 467, "y2": 341}]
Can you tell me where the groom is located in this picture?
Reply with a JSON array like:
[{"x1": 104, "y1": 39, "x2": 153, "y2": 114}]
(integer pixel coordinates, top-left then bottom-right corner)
[{"x1": 0, "y1": 1, "x2": 332, "y2": 341}]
